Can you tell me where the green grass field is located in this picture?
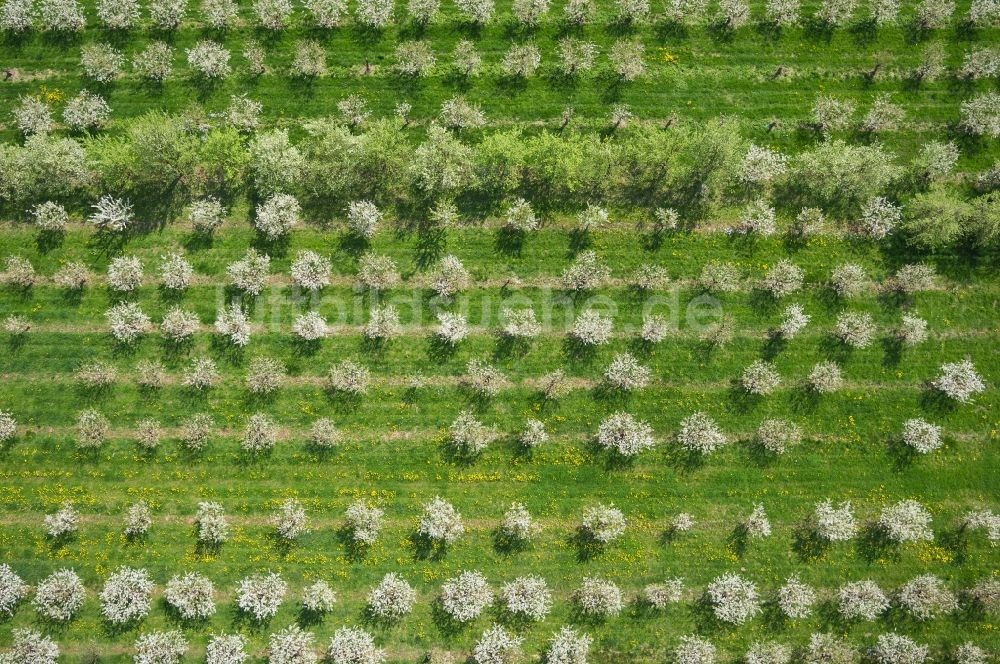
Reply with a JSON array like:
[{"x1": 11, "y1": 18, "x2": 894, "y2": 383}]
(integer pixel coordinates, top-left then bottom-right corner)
[{"x1": 1, "y1": 0, "x2": 1000, "y2": 661}]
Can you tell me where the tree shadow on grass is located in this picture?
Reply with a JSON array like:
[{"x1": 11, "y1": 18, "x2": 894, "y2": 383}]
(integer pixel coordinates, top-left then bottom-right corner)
[
  {"x1": 856, "y1": 522, "x2": 901, "y2": 564},
  {"x1": 792, "y1": 521, "x2": 830, "y2": 563}
]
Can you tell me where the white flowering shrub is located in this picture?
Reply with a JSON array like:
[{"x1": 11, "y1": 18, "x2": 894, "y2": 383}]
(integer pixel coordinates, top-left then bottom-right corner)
[
  {"x1": 271, "y1": 498, "x2": 308, "y2": 541},
  {"x1": 246, "y1": 357, "x2": 285, "y2": 395},
  {"x1": 892, "y1": 264, "x2": 936, "y2": 294},
  {"x1": 188, "y1": 198, "x2": 225, "y2": 233},
  {"x1": 776, "y1": 304, "x2": 810, "y2": 339},
  {"x1": 572, "y1": 310, "x2": 613, "y2": 345},
  {"x1": 0, "y1": 0, "x2": 34, "y2": 31},
  {"x1": 677, "y1": 412, "x2": 727, "y2": 455},
  {"x1": 133, "y1": 41, "x2": 174, "y2": 81},
  {"x1": 367, "y1": 573, "x2": 415, "y2": 620},
  {"x1": 755, "y1": 419, "x2": 801, "y2": 454},
  {"x1": 90, "y1": 195, "x2": 133, "y2": 232},
  {"x1": 473, "y1": 624, "x2": 523, "y2": 664},
  {"x1": 964, "y1": 510, "x2": 1000, "y2": 546},
  {"x1": 829, "y1": 263, "x2": 868, "y2": 298},
  {"x1": 932, "y1": 359, "x2": 986, "y2": 403},
  {"x1": 196, "y1": 501, "x2": 229, "y2": 544},
  {"x1": 675, "y1": 636, "x2": 716, "y2": 664},
  {"x1": 547, "y1": 627, "x2": 592, "y2": 664},
  {"x1": 812, "y1": 95, "x2": 855, "y2": 133},
  {"x1": 161, "y1": 307, "x2": 199, "y2": 343},
  {"x1": 501, "y1": 43, "x2": 542, "y2": 78},
  {"x1": 172, "y1": 414, "x2": 210, "y2": 452},
  {"x1": 269, "y1": 624, "x2": 317, "y2": 664},
  {"x1": 107, "y1": 255, "x2": 143, "y2": 292},
  {"x1": 164, "y1": 572, "x2": 215, "y2": 620},
  {"x1": 124, "y1": 500, "x2": 151, "y2": 537},
  {"x1": 12, "y1": 95, "x2": 55, "y2": 137},
  {"x1": 228, "y1": 248, "x2": 271, "y2": 296},
  {"x1": 562, "y1": 251, "x2": 609, "y2": 292},
  {"x1": 75, "y1": 410, "x2": 109, "y2": 449},
  {"x1": 243, "y1": 413, "x2": 277, "y2": 453},
  {"x1": 870, "y1": 634, "x2": 928, "y2": 664},
  {"x1": 804, "y1": 634, "x2": 855, "y2": 664},
  {"x1": 30, "y1": 201, "x2": 69, "y2": 232},
  {"x1": 0, "y1": 564, "x2": 27, "y2": 616},
  {"x1": 499, "y1": 198, "x2": 537, "y2": 232},
  {"x1": 82, "y1": 43, "x2": 124, "y2": 82},
  {"x1": 293, "y1": 312, "x2": 327, "y2": 341},
  {"x1": 733, "y1": 199, "x2": 777, "y2": 236},
  {"x1": 326, "y1": 627, "x2": 384, "y2": 664},
  {"x1": 834, "y1": 311, "x2": 876, "y2": 348},
  {"x1": 159, "y1": 253, "x2": 193, "y2": 290},
  {"x1": 441, "y1": 571, "x2": 493, "y2": 622},
  {"x1": 808, "y1": 361, "x2": 843, "y2": 394},
  {"x1": 206, "y1": 635, "x2": 248, "y2": 664},
  {"x1": 644, "y1": 578, "x2": 684, "y2": 609},
  {"x1": 895, "y1": 314, "x2": 928, "y2": 346},
  {"x1": 901, "y1": 418, "x2": 942, "y2": 454},
  {"x1": 501, "y1": 576, "x2": 551, "y2": 621},
  {"x1": 2, "y1": 315, "x2": 29, "y2": 336},
  {"x1": 148, "y1": 0, "x2": 186, "y2": 27},
  {"x1": 419, "y1": 496, "x2": 464, "y2": 544},
  {"x1": 499, "y1": 502, "x2": 540, "y2": 542},
  {"x1": 449, "y1": 409, "x2": 496, "y2": 456},
  {"x1": 2, "y1": 629, "x2": 59, "y2": 664},
  {"x1": 897, "y1": 574, "x2": 957, "y2": 620},
  {"x1": 136, "y1": 362, "x2": 166, "y2": 390},
  {"x1": 187, "y1": 40, "x2": 231, "y2": 78},
  {"x1": 38, "y1": 0, "x2": 85, "y2": 30},
  {"x1": 580, "y1": 504, "x2": 626, "y2": 544},
  {"x1": 879, "y1": 500, "x2": 933, "y2": 543},
  {"x1": 75, "y1": 360, "x2": 117, "y2": 390},
  {"x1": 134, "y1": 632, "x2": 188, "y2": 664},
  {"x1": 604, "y1": 353, "x2": 651, "y2": 392},
  {"x1": 838, "y1": 580, "x2": 889, "y2": 620},
  {"x1": 302, "y1": 581, "x2": 337, "y2": 614},
  {"x1": 501, "y1": 308, "x2": 541, "y2": 339},
  {"x1": 345, "y1": 500, "x2": 384, "y2": 545},
  {"x1": 746, "y1": 642, "x2": 791, "y2": 664},
  {"x1": 254, "y1": 194, "x2": 301, "y2": 240},
  {"x1": 290, "y1": 251, "x2": 330, "y2": 291},
  {"x1": 63, "y1": 90, "x2": 110, "y2": 131},
  {"x1": 253, "y1": 0, "x2": 291, "y2": 27},
  {"x1": 742, "y1": 503, "x2": 771, "y2": 538},
  {"x1": 308, "y1": 418, "x2": 340, "y2": 449},
  {"x1": 327, "y1": 360, "x2": 370, "y2": 395},
  {"x1": 33, "y1": 568, "x2": 86, "y2": 622},
  {"x1": 813, "y1": 500, "x2": 857, "y2": 541},
  {"x1": 760, "y1": 260, "x2": 804, "y2": 298},
  {"x1": 394, "y1": 40, "x2": 436, "y2": 76},
  {"x1": 778, "y1": 574, "x2": 816, "y2": 619},
  {"x1": 136, "y1": 415, "x2": 168, "y2": 448},
  {"x1": 355, "y1": 0, "x2": 393, "y2": 26},
  {"x1": 740, "y1": 144, "x2": 788, "y2": 185},
  {"x1": 859, "y1": 197, "x2": 902, "y2": 239},
  {"x1": 436, "y1": 312, "x2": 469, "y2": 345},
  {"x1": 953, "y1": 644, "x2": 989, "y2": 664},
  {"x1": 574, "y1": 577, "x2": 622, "y2": 617},
  {"x1": 462, "y1": 359, "x2": 508, "y2": 398},
  {"x1": 237, "y1": 572, "x2": 287, "y2": 622},
  {"x1": 95, "y1": 0, "x2": 138, "y2": 27},
  {"x1": 741, "y1": 360, "x2": 781, "y2": 395},
  {"x1": 706, "y1": 573, "x2": 760, "y2": 625},
  {"x1": 215, "y1": 303, "x2": 251, "y2": 346},
  {"x1": 357, "y1": 254, "x2": 400, "y2": 291},
  {"x1": 699, "y1": 261, "x2": 741, "y2": 293},
  {"x1": 304, "y1": 0, "x2": 346, "y2": 25},
  {"x1": 101, "y1": 567, "x2": 154, "y2": 625},
  {"x1": 596, "y1": 412, "x2": 655, "y2": 457}
]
